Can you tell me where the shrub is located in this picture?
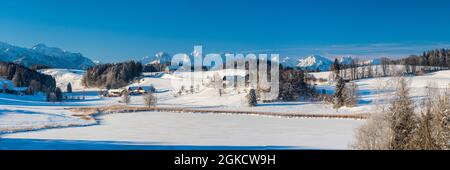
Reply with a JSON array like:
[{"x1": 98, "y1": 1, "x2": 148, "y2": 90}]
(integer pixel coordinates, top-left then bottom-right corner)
[
  {"x1": 122, "y1": 90, "x2": 131, "y2": 105},
  {"x1": 143, "y1": 92, "x2": 157, "y2": 107},
  {"x1": 246, "y1": 89, "x2": 257, "y2": 107}
]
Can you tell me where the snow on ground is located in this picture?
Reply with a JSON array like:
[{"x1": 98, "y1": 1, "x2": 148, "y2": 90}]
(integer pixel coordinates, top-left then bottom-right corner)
[
  {"x1": 2, "y1": 68, "x2": 450, "y2": 149},
  {"x1": 1, "y1": 111, "x2": 363, "y2": 149},
  {"x1": 38, "y1": 69, "x2": 86, "y2": 91},
  {"x1": 0, "y1": 93, "x2": 96, "y2": 133}
]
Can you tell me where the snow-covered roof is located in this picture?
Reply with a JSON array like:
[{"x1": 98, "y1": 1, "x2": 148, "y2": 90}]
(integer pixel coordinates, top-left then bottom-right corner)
[
  {"x1": 223, "y1": 75, "x2": 246, "y2": 81},
  {"x1": 128, "y1": 86, "x2": 155, "y2": 91},
  {"x1": 108, "y1": 89, "x2": 124, "y2": 93}
]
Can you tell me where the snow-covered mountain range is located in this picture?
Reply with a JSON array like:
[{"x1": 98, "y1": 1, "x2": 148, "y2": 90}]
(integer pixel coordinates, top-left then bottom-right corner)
[
  {"x1": 280, "y1": 55, "x2": 383, "y2": 71},
  {"x1": 141, "y1": 52, "x2": 382, "y2": 72},
  {"x1": 0, "y1": 41, "x2": 95, "y2": 69},
  {"x1": 141, "y1": 52, "x2": 172, "y2": 65},
  {"x1": 294, "y1": 55, "x2": 334, "y2": 71}
]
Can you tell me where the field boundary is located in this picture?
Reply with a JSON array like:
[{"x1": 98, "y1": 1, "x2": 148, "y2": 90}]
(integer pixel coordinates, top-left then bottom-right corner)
[{"x1": 70, "y1": 105, "x2": 370, "y2": 120}]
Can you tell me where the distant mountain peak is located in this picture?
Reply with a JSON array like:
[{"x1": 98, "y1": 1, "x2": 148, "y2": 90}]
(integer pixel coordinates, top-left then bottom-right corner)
[
  {"x1": 296, "y1": 55, "x2": 333, "y2": 71},
  {"x1": 0, "y1": 41, "x2": 95, "y2": 69},
  {"x1": 32, "y1": 43, "x2": 48, "y2": 48},
  {"x1": 31, "y1": 43, "x2": 70, "y2": 55},
  {"x1": 141, "y1": 52, "x2": 172, "y2": 65}
]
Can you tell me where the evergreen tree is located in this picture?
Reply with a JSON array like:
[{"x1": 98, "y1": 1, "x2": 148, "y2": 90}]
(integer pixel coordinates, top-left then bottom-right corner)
[
  {"x1": 333, "y1": 76, "x2": 346, "y2": 108},
  {"x1": 298, "y1": 70, "x2": 308, "y2": 98},
  {"x1": 55, "y1": 87, "x2": 63, "y2": 102},
  {"x1": 278, "y1": 70, "x2": 311, "y2": 101},
  {"x1": 332, "y1": 58, "x2": 341, "y2": 79},
  {"x1": 388, "y1": 78, "x2": 417, "y2": 150},
  {"x1": 247, "y1": 89, "x2": 257, "y2": 107},
  {"x1": 67, "y1": 82, "x2": 73, "y2": 93}
]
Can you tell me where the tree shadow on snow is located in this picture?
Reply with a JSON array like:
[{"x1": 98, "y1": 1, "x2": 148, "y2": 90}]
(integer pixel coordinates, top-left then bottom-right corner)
[{"x1": 0, "y1": 138, "x2": 306, "y2": 150}]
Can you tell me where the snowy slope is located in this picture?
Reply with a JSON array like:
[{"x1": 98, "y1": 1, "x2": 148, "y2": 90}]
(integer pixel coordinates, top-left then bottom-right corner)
[
  {"x1": 0, "y1": 41, "x2": 95, "y2": 69},
  {"x1": 38, "y1": 69, "x2": 86, "y2": 91}
]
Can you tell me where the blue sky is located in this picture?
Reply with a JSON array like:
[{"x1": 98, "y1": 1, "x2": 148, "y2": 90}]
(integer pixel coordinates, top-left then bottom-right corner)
[{"x1": 1, "y1": 0, "x2": 450, "y2": 62}]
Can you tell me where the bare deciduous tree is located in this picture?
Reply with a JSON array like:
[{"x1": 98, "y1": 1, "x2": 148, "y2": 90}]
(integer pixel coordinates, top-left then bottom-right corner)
[
  {"x1": 352, "y1": 113, "x2": 391, "y2": 150},
  {"x1": 122, "y1": 90, "x2": 131, "y2": 105},
  {"x1": 143, "y1": 92, "x2": 157, "y2": 107},
  {"x1": 344, "y1": 82, "x2": 359, "y2": 107}
]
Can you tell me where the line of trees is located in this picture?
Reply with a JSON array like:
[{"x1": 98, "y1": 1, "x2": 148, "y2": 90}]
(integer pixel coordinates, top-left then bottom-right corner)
[
  {"x1": 334, "y1": 49, "x2": 450, "y2": 82},
  {"x1": 0, "y1": 62, "x2": 56, "y2": 93},
  {"x1": 82, "y1": 61, "x2": 143, "y2": 89},
  {"x1": 401, "y1": 49, "x2": 450, "y2": 68}
]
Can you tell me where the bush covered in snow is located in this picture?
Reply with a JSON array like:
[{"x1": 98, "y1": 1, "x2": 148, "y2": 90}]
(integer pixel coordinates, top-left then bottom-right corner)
[{"x1": 353, "y1": 77, "x2": 450, "y2": 150}]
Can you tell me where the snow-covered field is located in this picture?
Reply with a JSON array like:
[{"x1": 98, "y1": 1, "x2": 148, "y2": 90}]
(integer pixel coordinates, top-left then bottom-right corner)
[
  {"x1": 2, "y1": 68, "x2": 450, "y2": 149},
  {"x1": 1, "y1": 111, "x2": 363, "y2": 149}
]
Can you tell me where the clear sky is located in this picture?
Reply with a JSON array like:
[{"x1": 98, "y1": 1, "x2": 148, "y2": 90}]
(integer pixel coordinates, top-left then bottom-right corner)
[{"x1": 1, "y1": 0, "x2": 450, "y2": 62}]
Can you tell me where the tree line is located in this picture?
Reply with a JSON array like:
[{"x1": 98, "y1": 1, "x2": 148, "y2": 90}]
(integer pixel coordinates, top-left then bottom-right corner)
[
  {"x1": 333, "y1": 49, "x2": 450, "y2": 82},
  {"x1": 0, "y1": 62, "x2": 56, "y2": 93},
  {"x1": 401, "y1": 48, "x2": 450, "y2": 68},
  {"x1": 82, "y1": 61, "x2": 143, "y2": 89}
]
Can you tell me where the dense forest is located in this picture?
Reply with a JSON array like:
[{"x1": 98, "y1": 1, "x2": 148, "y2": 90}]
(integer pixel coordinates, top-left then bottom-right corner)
[
  {"x1": 82, "y1": 61, "x2": 143, "y2": 89},
  {"x1": 0, "y1": 62, "x2": 56, "y2": 92},
  {"x1": 398, "y1": 48, "x2": 450, "y2": 68},
  {"x1": 278, "y1": 69, "x2": 313, "y2": 101}
]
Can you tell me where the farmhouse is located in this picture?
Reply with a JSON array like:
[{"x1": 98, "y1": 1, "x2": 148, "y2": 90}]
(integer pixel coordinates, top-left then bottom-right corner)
[
  {"x1": 127, "y1": 86, "x2": 156, "y2": 95},
  {"x1": 106, "y1": 89, "x2": 125, "y2": 97}
]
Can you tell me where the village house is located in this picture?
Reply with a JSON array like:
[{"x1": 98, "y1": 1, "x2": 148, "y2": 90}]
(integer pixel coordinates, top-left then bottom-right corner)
[
  {"x1": 106, "y1": 89, "x2": 125, "y2": 97},
  {"x1": 105, "y1": 85, "x2": 156, "y2": 97},
  {"x1": 127, "y1": 86, "x2": 156, "y2": 95}
]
